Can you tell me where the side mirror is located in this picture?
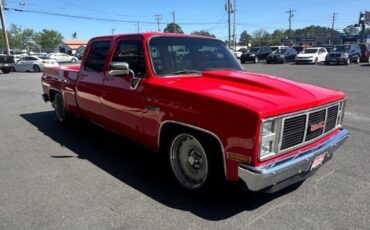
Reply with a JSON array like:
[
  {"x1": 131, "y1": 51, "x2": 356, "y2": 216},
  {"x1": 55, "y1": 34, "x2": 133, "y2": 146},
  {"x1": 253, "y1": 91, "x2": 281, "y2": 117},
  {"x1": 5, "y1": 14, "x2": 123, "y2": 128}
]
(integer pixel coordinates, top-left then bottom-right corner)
[{"x1": 109, "y1": 62, "x2": 130, "y2": 76}]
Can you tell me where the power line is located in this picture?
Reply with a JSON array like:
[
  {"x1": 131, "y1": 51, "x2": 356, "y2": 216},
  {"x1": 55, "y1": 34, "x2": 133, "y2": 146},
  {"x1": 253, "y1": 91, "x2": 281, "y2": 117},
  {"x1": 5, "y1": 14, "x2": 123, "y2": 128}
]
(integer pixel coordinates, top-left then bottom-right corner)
[{"x1": 4, "y1": 7, "x2": 229, "y2": 26}]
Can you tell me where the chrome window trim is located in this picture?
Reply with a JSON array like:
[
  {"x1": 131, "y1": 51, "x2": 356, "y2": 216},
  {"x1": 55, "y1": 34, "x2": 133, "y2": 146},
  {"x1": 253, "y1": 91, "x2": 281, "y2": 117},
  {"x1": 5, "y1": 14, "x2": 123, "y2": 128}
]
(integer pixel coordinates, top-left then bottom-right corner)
[{"x1": 158, "y1": 120, "x2": 227, "y2": 177}]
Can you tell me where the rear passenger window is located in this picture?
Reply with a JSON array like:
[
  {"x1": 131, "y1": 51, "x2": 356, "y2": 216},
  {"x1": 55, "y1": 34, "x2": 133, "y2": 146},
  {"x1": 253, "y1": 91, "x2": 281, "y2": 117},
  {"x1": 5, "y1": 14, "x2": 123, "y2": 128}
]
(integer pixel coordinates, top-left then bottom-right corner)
[{"x1": 85, "y1": 40, "x2": 111, "y2": 72}]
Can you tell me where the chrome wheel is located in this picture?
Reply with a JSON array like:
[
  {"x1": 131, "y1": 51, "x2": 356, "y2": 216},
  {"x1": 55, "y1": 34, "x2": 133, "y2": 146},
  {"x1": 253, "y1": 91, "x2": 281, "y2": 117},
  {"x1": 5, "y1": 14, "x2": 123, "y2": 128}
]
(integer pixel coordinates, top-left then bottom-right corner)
[
  {"x1": 54, "y1": 94, "x2": 65, "y2": 122},
  {"x1": 170, "y1": 134, "x2": 209, "y2": 190}
]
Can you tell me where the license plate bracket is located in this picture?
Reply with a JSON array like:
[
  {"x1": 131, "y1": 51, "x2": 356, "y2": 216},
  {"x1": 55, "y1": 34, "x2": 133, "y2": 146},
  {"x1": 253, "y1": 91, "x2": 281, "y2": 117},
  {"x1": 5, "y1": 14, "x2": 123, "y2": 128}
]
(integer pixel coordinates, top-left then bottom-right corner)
[{"x1": 311, "y1": 152, "x2": 327, "y2": 170}]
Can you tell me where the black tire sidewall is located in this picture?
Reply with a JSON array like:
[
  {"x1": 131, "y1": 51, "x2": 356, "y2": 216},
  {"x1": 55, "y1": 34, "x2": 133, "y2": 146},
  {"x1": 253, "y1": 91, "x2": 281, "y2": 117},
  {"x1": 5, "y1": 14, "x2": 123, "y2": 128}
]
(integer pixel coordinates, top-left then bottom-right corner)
[{"x1": 167, "y1": 130, "x2": 224, "y2": 191}]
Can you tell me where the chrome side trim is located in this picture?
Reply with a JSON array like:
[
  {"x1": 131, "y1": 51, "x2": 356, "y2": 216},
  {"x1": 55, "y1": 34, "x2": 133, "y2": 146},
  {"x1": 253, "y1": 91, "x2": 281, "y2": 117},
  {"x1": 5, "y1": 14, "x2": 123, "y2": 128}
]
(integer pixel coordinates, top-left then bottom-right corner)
[{"x1": 158, "y1": 120, "x2": 227, "y2": 176}]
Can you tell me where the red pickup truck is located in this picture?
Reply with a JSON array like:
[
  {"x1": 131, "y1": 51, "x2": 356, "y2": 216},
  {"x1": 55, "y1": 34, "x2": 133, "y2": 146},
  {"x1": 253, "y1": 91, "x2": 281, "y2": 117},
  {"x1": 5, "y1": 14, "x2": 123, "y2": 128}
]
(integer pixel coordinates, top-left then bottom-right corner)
[{"x1": 41, "y1": 33, "x2": 349, "y2": 192}]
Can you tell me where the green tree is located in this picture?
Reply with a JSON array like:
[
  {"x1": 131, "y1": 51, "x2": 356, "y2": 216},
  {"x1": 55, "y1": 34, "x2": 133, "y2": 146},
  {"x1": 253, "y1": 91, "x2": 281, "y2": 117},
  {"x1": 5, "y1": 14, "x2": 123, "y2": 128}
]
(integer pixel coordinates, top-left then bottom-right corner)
[
  {"x1": 191, "y1": 30, "x2": 216, "y2": 38},
  {"x1": 163, "y1": 23, "x2": 184, "y2": 33},
  {"x1": 252, "y1": 29, "x2": 269, "y2": 46},
  {"x1": 343, "y1": 25, "x2": 359, "y2": 35},
  {"x1": 239, "y1": 30, "x2": 252, "y2": 46},
  {"x1": 35, "y1": 29, "x2": 63, "y2": 49}
]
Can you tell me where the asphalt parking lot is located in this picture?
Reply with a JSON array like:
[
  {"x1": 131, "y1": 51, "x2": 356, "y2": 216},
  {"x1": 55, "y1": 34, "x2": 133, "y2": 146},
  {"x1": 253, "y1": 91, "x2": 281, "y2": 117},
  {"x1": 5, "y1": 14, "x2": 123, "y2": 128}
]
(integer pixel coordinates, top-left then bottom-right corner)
[{"x1": 0, "y1": 63, "x2": 369, "y2": 230}]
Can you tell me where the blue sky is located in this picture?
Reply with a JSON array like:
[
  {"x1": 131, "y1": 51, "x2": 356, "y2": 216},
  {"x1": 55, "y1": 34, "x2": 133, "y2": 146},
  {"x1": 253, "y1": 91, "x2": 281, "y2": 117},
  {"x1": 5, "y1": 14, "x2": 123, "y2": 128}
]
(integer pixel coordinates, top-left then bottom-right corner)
[{"x1": 4, "y1": 0, "x2": 370, "y2": 40}]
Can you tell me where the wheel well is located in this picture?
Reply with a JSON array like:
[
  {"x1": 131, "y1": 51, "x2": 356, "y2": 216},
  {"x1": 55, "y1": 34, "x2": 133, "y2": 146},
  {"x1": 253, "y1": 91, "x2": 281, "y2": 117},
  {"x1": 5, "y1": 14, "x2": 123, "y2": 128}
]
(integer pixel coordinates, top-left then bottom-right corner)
[
  {"x1": 48, "y1": 89, "x2": 60, "y2": 103},
  {"x1": 159, "y1": 122, "x2": 225, "y2": 174}
]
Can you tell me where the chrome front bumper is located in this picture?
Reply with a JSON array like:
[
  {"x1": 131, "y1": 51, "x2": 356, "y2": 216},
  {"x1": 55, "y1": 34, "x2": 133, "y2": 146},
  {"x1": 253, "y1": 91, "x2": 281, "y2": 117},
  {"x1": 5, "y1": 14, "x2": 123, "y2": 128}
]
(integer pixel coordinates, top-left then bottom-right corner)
[{"x1": 238, "y1": 129, "x2": 349, "y2": 192}]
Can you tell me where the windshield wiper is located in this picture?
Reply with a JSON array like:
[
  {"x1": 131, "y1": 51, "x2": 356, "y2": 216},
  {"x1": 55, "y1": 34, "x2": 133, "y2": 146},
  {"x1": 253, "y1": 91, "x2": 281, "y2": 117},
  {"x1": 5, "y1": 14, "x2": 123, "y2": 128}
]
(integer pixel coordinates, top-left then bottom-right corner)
[{"x1": 173, "y1": 70, "x2": 201, "y2": 75}]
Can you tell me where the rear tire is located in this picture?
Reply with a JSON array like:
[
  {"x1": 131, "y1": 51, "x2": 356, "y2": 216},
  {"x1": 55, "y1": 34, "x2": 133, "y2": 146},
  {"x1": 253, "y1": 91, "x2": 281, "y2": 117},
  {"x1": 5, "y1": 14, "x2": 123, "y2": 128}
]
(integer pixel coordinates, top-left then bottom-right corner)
[
  {"x1": 33, "y1": 65, "x2": 41, "y2": 72},
  {"x1": 1, "y1": 68, "x2": 11, "y2": 74}
]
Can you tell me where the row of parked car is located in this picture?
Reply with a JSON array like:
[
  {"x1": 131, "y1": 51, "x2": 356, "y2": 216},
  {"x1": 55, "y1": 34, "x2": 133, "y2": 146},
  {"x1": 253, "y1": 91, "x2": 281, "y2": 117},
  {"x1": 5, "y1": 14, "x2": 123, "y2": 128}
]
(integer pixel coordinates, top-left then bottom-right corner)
[
  {"x1": 235, "y1": 43, "x2": 370, "y2": 65},
  {"x1": 0, "y1": 52, "x2": 80, "y2": 73}
]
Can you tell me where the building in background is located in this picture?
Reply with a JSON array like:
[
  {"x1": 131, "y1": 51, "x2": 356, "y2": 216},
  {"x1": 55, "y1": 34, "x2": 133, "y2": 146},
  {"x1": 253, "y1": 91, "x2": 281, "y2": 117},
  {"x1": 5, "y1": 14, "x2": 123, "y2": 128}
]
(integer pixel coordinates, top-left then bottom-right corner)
[{"x1": 56, "y1": 39, "x2": 88, "y2": 55}]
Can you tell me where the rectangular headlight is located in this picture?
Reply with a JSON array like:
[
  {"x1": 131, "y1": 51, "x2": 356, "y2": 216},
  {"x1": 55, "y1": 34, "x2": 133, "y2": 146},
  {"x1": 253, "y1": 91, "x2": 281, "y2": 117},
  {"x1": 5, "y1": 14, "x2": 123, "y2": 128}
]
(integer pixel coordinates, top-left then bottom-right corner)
[
  {"x1": 259, "y1": 118, "x2": 282, "y2": 160},
  {"x1": 337, "y1": 100, "x2": 346, "y2": 125}
]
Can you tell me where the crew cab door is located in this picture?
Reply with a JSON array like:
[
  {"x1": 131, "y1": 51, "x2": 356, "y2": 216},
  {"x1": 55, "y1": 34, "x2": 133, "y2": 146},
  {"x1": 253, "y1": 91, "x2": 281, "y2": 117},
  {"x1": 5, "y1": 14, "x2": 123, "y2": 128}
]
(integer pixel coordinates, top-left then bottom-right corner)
[
  {"x1": 101, "y1": 36, "x2": 147, "y2": 141},
  {"x1": 76, "y1": 38, "x2": 112, "y2": 123}
]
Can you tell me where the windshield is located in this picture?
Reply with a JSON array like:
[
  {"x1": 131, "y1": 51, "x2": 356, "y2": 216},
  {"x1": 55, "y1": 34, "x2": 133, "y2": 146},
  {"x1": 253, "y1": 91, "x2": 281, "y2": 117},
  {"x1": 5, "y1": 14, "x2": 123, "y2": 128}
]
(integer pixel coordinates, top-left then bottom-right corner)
[
  {"x1": 273, "y1": 49, "x2": 288, "y2": 54},
  {"x1": 333, "y1": 45, "x2": 350, "y2": 52},
  {"x1": 149, "y1": 36, "x2": 243, "y2": 76},
  {"x1": 303, "y1": 49, "x2": 318, "y2": 54}
]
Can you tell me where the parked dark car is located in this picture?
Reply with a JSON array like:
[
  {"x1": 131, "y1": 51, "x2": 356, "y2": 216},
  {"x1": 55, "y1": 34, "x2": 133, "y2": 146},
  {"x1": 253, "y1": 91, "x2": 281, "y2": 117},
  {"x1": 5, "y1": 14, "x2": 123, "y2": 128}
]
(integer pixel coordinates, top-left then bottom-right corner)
[
  {"x1": 292, "y1": 46, "x2": 305, "y2": 54},
  {"x1": 325, "y1": 44, "x2": 362, "y2": 65},
  {"x1": 359, "y1": 43, "x2": 370, "y2": 62},
  {"x1": 0, "y1": 55, "x2": 15, "y2": 73},
  {"x1": 320, "y1": 45, "x2": 334, "y2": 53},
  {"x1": 240, "y1": 46, "x2": 273, "y2": 63},
  {"x1": 266, "y1": 48, "x2": 297, "y2": 64},
  {"x1": 75, "y1": 51, "x2": 84, "y2": 60}
]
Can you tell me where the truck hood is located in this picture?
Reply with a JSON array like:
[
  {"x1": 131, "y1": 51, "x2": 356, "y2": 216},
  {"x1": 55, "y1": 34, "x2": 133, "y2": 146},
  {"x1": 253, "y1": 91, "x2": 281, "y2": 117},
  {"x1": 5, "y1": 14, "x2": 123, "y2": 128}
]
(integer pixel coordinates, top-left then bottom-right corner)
[{"x1": 159, "y1": 70, "x2": 345, "y2": 118}]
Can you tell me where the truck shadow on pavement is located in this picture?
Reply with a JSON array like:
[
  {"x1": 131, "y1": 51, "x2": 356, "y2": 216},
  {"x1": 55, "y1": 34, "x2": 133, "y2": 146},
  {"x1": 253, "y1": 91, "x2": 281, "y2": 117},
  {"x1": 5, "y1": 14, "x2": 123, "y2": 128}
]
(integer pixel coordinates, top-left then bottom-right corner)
[{"x1": 21, "y1": 111, "x2": 300, "y2": 221}]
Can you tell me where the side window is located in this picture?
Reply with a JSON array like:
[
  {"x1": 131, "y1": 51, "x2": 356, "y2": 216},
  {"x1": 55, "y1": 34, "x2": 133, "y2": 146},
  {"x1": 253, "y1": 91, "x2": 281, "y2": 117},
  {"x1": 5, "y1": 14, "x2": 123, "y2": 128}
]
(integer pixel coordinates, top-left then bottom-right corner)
[
  {"x1": 112, "y1": 40, "x2": 146, "y2": 77},
  {"x1": 85, "y1": 40, "x2": 111, "y2": 72}
]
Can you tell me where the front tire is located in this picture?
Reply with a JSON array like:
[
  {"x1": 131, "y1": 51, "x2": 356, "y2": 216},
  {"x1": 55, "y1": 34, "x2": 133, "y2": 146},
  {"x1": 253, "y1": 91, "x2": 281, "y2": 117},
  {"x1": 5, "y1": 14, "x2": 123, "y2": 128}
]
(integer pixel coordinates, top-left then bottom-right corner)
[
  {"x1": 314, "y1": 57, "x2": 318, "y2": 64},
  {"x1": 254, "y1": 56, "x2": 259, "y2": 63},
  {"x1": 355, "y1": 56, "x2": 360, "y2": 64},
  {"x1": 53, "y1": 94, "x2": 69, "y2": 123},
  {"x1": 71, "y1": 58, "x2": 77, "y2": 63},
  {"x1": 168, "y1": 132, "x2": 223, "y2": 191}
]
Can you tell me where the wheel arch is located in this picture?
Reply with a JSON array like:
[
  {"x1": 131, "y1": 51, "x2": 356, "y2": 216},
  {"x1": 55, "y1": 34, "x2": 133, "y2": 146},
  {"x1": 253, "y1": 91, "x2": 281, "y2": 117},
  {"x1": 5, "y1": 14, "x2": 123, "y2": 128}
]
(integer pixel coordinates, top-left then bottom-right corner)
[
  {"x1": 158, "y1": 120, "x2": 227, "y2": 177},
  {"x1": 48, "y1": 88, "x2": 62, "y2": 103}
]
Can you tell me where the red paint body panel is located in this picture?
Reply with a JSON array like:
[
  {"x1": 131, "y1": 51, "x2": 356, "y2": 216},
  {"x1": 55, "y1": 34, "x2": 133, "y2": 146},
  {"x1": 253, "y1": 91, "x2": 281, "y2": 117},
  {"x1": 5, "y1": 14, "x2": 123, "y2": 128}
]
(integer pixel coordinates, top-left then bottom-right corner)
[{"x1": 41, "y1": 32, "x2": 346, "y2": 181}]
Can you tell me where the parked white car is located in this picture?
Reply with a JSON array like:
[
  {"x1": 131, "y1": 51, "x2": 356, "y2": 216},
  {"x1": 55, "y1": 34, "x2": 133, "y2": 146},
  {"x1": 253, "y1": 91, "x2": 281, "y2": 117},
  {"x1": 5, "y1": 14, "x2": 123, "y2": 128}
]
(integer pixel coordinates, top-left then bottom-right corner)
[
  {"x1": 233, "y1": 48, "x2": 249, "y2": 59},
  {"x1": 270, "y1": 45, "x2": 288, "y2": 51},
  {"x1": 14, "y1": 56, "x2": 59, "y2": 72},
  {"x1": 295, "y1": 47, "x2": 328, "y2": 64},
  {"x1": 47, "y1": 53, "x2": 78, "y2": 63}
]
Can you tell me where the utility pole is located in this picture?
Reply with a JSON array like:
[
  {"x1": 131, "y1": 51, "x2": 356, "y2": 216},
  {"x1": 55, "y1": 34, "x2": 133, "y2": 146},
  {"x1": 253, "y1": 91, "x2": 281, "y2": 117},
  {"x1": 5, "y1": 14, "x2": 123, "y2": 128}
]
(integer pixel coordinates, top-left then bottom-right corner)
[
  {"x1": 330, "y1": 12, "x2": 336, "y2": 45},
  {"x1": 354, "y1": 12, "x2": 366, "y2": 43},
  {"x1": 172, "y1": 11, "x2": 176, "y2": 33},
  {"x1": 137, "y1": 21, "x2": 140, "y2": 33},
  {"x1": 225, "y1": 0, "x2": 233, "y2": 48},
  {"x1": 233, "y1": 0, "x2": 236, "y2": 50},
  {"x1": 0, "y1": 0, "x2": 10, "y2": 55},
  {"x1": 285, "y1": 9, "x2": 296, "y2": 41},
  {"x1": 111, "y1": 28, "x2": 115, "y2": 35},
  {"x1": 154, "y1": 14, "x2": 162, "y2": 32}
]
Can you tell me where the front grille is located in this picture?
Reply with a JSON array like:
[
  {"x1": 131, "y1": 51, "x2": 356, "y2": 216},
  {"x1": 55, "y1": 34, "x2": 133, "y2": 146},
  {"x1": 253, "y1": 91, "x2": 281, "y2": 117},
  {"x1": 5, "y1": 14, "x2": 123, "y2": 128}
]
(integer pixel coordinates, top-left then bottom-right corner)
[
  {"x1": 330, "y1": 53, "x2": 341, "y2": 57},
  {"x1": 306, "y1": 109, "x2": 326, "y2": 141},
  {"x1": 281, "y1": 115, "x2": 306, "y2": 150},
  {"x1": 325, "y1": 105, "x2": 339, "y2": 132},
  {"x1": 280, "y1": 104, "x2": 340, "y2": 151}
]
